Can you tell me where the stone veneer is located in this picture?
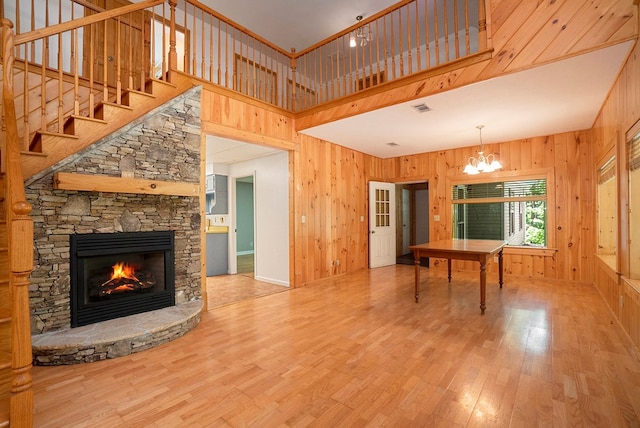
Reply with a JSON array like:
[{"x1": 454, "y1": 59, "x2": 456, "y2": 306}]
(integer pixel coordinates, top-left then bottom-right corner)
[{"x1": 26, "y1": 86, "x2": 203, "y2": 340}]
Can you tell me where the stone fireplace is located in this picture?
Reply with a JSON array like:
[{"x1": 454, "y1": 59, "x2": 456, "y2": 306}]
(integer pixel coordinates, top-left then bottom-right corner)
[{"x1": 26, "y1": 87, "x2": 204, "y2": 364}]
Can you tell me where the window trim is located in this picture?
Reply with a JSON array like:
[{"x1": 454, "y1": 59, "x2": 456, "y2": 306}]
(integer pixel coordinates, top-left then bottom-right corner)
[
  {"x1": 446, "y1": 168, "x2": 555, "y2": 250},
  {"x1": 595, "y1": 146, "x2": 619, "y2": 272}
]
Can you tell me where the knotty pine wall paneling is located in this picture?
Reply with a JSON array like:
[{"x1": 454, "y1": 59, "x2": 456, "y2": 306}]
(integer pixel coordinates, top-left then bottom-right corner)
[
  {"x1": 592, "y1": 40, "x2": 640, "y2": 351},
  {"x1": 380, "y1": 131, "x2": 595, "y2": 283},
  {"x1": 296, "y1": 0, "x2": 637, "y2": 136},
  {"x1": 202, "y1": 87, "x2": 375, "y2": 287},
  {"x1": 293, "y1": 134, "x2": 372, "y2": 286}
]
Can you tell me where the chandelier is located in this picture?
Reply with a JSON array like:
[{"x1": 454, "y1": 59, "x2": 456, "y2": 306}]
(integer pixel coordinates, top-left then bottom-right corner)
[
  {"x1": 350, "y1": 15, "x2": 372, "y2": 47},
  {"x1": 463, "y1": 125, "x2": 503, "y2": 175}
]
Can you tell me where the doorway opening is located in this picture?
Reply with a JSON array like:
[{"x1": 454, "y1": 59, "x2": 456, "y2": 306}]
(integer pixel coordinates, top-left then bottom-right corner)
[
  {"x1": 234, "y1": 175, "x2": 255, "y2": 277},
  {"x1": 396, "y1": 182, "x2": 429, "y2": 267}
]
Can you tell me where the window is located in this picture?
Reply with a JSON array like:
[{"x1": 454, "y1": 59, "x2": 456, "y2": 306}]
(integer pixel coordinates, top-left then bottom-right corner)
[
  {"x1": 628, "y1": 124, "x2": 640, "y2": 279},
  {"x1": 451, "y1": 178, "x2": 547, "y2": 246},
  {"x1": 596, "y1": 154, "x2": 617, "y2": 270}
]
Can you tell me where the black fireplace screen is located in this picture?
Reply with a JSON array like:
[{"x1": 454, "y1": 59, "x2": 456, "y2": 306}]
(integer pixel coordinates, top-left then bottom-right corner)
[{"x1": 70, "y1": 231, "x2": 175, "y2": 327}]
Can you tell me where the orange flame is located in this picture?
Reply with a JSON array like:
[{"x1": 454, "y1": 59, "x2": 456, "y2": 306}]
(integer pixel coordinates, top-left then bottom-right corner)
[{"x1": 110, "y1": 262, "x2": 140, "y2": 282}]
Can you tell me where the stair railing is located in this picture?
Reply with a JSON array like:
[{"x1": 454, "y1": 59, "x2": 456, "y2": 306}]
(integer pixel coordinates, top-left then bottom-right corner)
[
  {"x1": 1, "y1": 18, "x2": 34, "y2": 427},
  {"x1": 7, "y1": 0, "x2": 164, "y2": 152}
]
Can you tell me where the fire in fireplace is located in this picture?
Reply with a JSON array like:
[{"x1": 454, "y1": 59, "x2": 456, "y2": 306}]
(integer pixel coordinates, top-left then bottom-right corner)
[{"x1": 70, "y1": 231, "x2": 175, "y2": 327}]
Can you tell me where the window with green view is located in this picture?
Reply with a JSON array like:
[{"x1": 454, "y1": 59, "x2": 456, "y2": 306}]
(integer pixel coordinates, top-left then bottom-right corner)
[{"x1": 452, "y1": 179, "x2": 547, "y2": 246}]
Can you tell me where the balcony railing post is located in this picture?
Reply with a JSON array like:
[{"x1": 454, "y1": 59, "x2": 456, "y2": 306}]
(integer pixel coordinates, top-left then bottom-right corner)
[
  {"x1": 290, "y1": 48, "x2": 297, "y2": 111},
  {"x1": 168, "y1": 0, "x2": 178, "y2": 82},
  {"x1": 478, "y1": 0, "x2": 487, "y2": 51}
]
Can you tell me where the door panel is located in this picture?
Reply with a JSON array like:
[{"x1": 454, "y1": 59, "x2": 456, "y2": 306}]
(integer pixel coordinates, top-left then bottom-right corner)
[
  {"x1": 83, "y1": 0, "x2": 147, "y2": 90},
  {"x1": 369, "y1": 181, "x2": 396, "y2": 268}
]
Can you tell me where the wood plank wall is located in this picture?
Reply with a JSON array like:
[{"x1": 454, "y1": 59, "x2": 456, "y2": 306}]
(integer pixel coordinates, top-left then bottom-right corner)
[
  {"x1": 201, "y1": 80, "x2": 598, "y2": 287},
  {"x1": 199, "y1": 86, "x2": 379, "y2": 287},
  {"x1": 379, "y1": 130, "x2": 595, "y2": 283},
  {"x1": 197, "y1": 1, "x2": 638, "y2": 291},
  {"x1": 591, "y1": 40, "x2": 640, "y2": 350},
  {"x1": 296, "y1": 0, "x2": 638, "y2": 132},
  {"x1": 292, "y1": 134, "x2": 377, "y2": 285}
]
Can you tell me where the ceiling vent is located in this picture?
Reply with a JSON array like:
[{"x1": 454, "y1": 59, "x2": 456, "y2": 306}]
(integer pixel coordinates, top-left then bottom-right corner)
[
  {"x1": 412, "y1": 103, "x2": 431, "y2": 113},
  {"x1": 386, "y1": 142, "x2": 399, "y2": 147}
]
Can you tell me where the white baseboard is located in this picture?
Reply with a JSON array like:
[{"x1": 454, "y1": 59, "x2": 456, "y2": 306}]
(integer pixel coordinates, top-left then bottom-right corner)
[{"x1": 254, "y1": 276, "x2": 289, "y2": 287}]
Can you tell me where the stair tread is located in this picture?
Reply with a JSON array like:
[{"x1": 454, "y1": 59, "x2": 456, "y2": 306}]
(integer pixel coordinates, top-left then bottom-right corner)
[
  {"x1": 69, "y1": 115, "x2": 108, "y2": 124},
  {"x1": 0, "y1": 350, "x2": 11, "y2": 369},
  {"x1": 101, "y1": 101, "x2": 134, "y2": 111},
  {"x1": 0, "y1": 307, "x2": 10, "y2": 323},
  {"x1": 36, "y1": 131, "x2": 80, "y2": 139},
  {"x1": 20, "y1": 150, "x2": 48, "y2": 157},
  {"x1": 126, "y1": 88, "x2": 155, "y2": 98},
  {"x1": 149, "y1": 77, "x2": 177, "y2": 88}
]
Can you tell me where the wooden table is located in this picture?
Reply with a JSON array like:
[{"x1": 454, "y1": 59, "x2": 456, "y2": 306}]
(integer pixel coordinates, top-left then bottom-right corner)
[{"x1": 408, "y1": 239, "x2": 506, "y2": 313}]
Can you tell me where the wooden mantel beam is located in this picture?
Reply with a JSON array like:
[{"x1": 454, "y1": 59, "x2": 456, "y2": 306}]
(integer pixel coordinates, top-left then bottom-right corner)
[{"x1": 53, "y1": 172, "x2": 200, "y2": 197}]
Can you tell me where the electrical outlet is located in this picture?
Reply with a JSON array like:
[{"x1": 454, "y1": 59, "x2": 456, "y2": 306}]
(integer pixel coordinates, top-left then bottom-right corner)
[
  {"x1": 336, "y1": 260, "x2": 340, "y2": 266},
  {"x1": 493, "y1": 256, "x2": 498, "y2": 263}
]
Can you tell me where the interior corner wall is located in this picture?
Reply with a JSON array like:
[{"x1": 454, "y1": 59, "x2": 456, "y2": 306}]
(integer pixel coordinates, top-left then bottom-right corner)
[{"x1": 591, "y1": 39, "x2": 640, "y2": 350}]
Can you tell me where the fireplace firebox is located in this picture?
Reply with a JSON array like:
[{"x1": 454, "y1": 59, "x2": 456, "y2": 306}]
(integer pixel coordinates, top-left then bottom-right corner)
[{"x1": 70, "y1": 231, "x2": 175, "y2": 327}]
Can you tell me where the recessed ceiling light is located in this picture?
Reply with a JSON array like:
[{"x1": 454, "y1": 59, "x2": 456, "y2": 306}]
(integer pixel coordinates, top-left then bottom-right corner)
[
  {"x1": 386, "y1": 142, "x2": 399, "y2": 146},
  {"x1": 412, "y1": 103, "x2": 431, "y2": 113}
]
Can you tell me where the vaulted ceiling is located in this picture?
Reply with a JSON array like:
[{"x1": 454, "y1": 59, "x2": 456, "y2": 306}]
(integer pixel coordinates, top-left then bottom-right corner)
[{"x1": 204, "y1": 1, "x2": 635, "y2": 165}]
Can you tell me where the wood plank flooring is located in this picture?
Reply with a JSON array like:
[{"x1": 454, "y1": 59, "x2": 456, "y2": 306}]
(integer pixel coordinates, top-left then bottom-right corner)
[
  {"x1": 32, "y1": 266, "x2": 640, "y2": 426},
  {"x1": 207, "y1": 274, "x2": 288, "y2": 309}
]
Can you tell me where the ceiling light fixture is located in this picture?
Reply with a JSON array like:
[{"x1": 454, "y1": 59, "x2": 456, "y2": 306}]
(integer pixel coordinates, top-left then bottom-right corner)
[
  {"x1": 463, "y1": 125, "x2": 503, "y2": 175},
  {"x1": 350, "y1": 15, "x2": 372, "y2": 48}
]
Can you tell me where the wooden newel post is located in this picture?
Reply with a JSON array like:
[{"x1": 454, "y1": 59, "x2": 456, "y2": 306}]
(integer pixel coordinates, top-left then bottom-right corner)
[
  {"x1": 478, "y1": 0, "x2": 487, "y2": 51},
  {"x1": 168, "y1": 0, "x2": 178, "y2": 83},
  {"x1": 9, "y1": 201, "x2": 34, "y2": 427},
  {"x1": 290, "y1": 48, "x2": 297, "y2": 111}
]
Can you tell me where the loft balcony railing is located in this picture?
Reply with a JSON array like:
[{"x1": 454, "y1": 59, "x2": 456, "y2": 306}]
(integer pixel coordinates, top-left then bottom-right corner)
[
  {"x1": 1, "y1": 0, "x2": 487, "y2": 148},
  {"x1": 291, "y1": 0, "x2": 487, "y2": 110},
  {"x1": 166, "y1": 0, "x2": 487, "y2": 112}
]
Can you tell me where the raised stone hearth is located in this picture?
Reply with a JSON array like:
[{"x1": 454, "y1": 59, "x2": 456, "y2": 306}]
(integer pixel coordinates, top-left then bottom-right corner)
[
  {"x1": 25, "y1": 87, "x2": 204, "y2": 363},
  {"x1": 32, "y1": 300, "x2": 202, "y2": 365}
]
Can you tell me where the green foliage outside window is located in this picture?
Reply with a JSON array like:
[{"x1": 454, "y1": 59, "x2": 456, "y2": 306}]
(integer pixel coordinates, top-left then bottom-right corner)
[{"x1": 525, "y1": 181, "x2": 546, "y2": 246}]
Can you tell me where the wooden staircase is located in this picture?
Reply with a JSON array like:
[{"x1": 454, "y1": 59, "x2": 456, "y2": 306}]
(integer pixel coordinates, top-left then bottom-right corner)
[{"x1": 22, "y1": 76, "x2": 192, "y2": 179}]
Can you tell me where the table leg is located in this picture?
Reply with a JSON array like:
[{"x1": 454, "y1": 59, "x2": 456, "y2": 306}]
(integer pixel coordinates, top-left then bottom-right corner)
[
  {"x1": 498, "y1": 249, "x2": 504, "y2": 289},
  {"x1": 414, "y1": 252, "x2": 420, "y2": 303},
  {"x1": 447, "y1": 259, "x2": 452, "y2": 283},
  {"x1": 479, "y1": 259, "x2": 487, "y2": 314}
]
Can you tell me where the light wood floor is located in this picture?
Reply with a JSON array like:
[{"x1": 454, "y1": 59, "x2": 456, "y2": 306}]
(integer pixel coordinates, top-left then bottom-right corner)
[
  {"x1": 32, "y1": 266, "x2": 640, "y2": 426},
  {"x1": 207, "y1": 274, "x2": 288, "y2": 309}
]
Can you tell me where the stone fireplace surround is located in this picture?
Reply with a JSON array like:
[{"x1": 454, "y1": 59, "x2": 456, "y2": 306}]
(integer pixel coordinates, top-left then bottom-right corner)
[{"x1": 26, "y1": 87, "x2": 204, "y2": 364}]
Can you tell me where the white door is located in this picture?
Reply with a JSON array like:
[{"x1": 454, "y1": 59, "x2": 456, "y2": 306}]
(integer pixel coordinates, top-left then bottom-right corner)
[{"x1": 369, "y1": 181, "x2": 396, "y2": 268}]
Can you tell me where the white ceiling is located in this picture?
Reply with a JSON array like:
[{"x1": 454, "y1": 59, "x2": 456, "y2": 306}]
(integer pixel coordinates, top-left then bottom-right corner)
[
  {"x1": 203, "y1": 1, "x2": 634, "y2": 166},
  {"x1": 200, "y1": 0, "x2": 400, "y2": 52}
]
